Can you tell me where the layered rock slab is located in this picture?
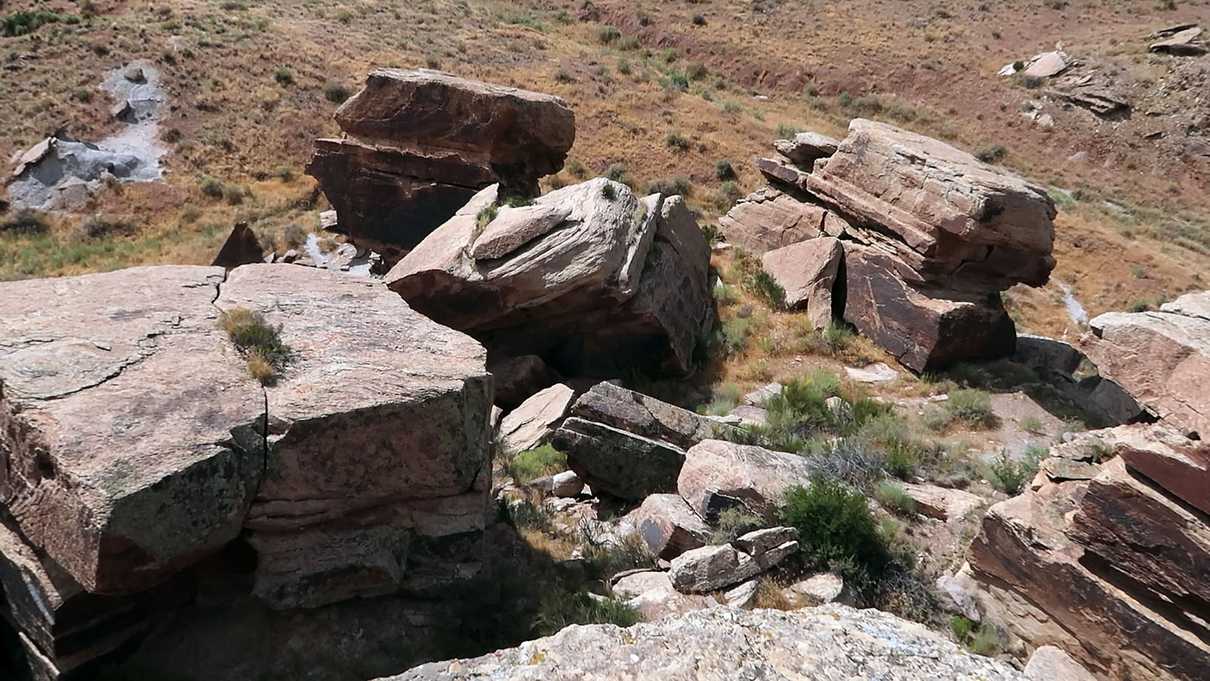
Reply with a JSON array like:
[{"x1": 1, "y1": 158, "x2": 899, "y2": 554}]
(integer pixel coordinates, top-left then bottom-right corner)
[
  {"x1": 307, "y1": 69, "x2": 575, "y2": 263},
  {"x1": 1084, "y1": 291, "x2": 1210, "y2": 438},
  {"x1": 387, "y1": 180, "x2": 714, "y2": 378},
  {"x1": 383, "y1": 605, "x2": 1026, "y2": 681}
]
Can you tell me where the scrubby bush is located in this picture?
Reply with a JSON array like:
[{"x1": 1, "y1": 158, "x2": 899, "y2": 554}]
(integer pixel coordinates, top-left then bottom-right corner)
[
  {"x1": 709, "y1": 507, "x2": 764, "y2": 543},
  {"x1": 873, "y1": 480, "x2": 916, "y2": 517},
  {"x1": 946, "y1": 389, "x2": 998, "y2": 428},
  {"x1": 200, "y1": 177, "x2": 225, "y2": 199},
  {"x1": 745, "y1": 270, "x2": 786, "y2": 309},
  {"x1": 2, "y1": 11, "x2": 69, "y2": 37},
  {"x1": 219, "y1": 307, "x2": 291, "y2": 384},
  {"x1": 664, "y1": 131, "x2": 691, "y2": 151},
  {"x1": 718, "y1": 316, "x2": 751, "y2": 355},
  {"x1": 507, "y1": 444, "x2": 566, "y2": 484},
  {"x1": 580, "y1": 528, "x2": 656, "y2": 579},
  {"x1": 975, "y1": 145, "x2": 1007, "y2": 164},
  {"x1": 780, "y1": 479, "x2": 890, "y2": 583},
  {"x1": 323, "y1": 82, "x2": 351, "y2": 104},
  {"x1": 985, "y1": 446, "x2": 1043, "y2": 495},
  {"x1": 600, "y1": 182, "x2": 618, "y2": 200},
  {"x1": 605, "y1": 163, "x2": 629, "y2": 185},
  {"x1": 533, "y1": 591, "x2": 639, "y2": 636},
  {"x1": 715, "y1": 159, "x2": 736, "y2": 180},
  {"x1": 596, "y1": 25, "x2": 621, "y2": 44},
  {"x1": 273, "y1": 67, "x2": 295, "y2": 86},
  {"x1": 0, "y1": 210, "x2": 49, "y2": 235},
  {"x1": 646, "y1": 176, "x2": 691, "y2": 197}
]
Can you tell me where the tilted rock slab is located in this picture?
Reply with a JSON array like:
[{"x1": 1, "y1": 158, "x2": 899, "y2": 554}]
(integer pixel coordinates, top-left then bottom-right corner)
[
  {"x1": 719, "y1": 186, "x2": 850, "y2": 254},
  {"x1": 382, "y1": 605, "x2": 1026, "y2": 681},
  {"x1": 387, "y1": 180, "x2": 714, "y2": 378},
  {"x1": 498, "y1": 383, "x2": 575, "y2": 454},
  {"x1": 677, "y1": 439, "x2": 817, "y2": 522},
  {"x1": 760, "y1": 236, "x2": 843, "y2": 329},
  {"x1": 626, "y1": 493, "x2": 710, "y2": 560},
  {"x1": 969, "y1": 423, "x2": 1210, "y2": 681},
  {"x1": 1084, "y1": 291, "x2": 1210, "y2": 438},
  {"x1": 0, "y1": 264, "x2": 494, "y2": 674},
  {"x1": 669, "y1": 527, "x2": 799, "y2": 593},
  {"x1": 307, "y1": 69, "x2": 575, "y2": 263}
]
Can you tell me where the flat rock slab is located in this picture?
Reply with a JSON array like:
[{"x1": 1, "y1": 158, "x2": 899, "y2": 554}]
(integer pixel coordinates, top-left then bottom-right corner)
[
  {"x1": 719, "y1": 186, "x2": 850, "y2": 254},
  {"x1": 384, "y1": 605, "x2": 1027, "y2": 681},
  {"x1": 499, "y1": 383, "x2": 575, "y2": 454}
]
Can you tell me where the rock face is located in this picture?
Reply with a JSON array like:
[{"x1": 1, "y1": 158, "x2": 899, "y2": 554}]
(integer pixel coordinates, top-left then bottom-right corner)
[
  {"x1": 498, "y1": 383, "x2": 575, "y2": 454},
  {"x1": 1083, "y1": 291, "x2": 1210, "y2": 438},
  {"x1": 384, "y1": 605, "x2": 1027, "y2": 681},
  {"x1": 968, "y1": 423, "x2": 1210, "y2": 681},
  {"x1": 760, "y1": 237, "x2": 843, "y2": 329},
  {"x1": 0, "y1": 264, "x2": 494, "y2": 678},
  {"x1": 773, "y1": 131, "x2": 840, "y2": 167},
  {"x1": 627, "y1": 494, "x2": 710, "y2": 560},
  {"x1": 720, "y1": 119, "x2": 1055, "y2": 372},
  {"x1": 307, "y1": 69, "x2": 575, "y2": 263},
  {"x1": 387, "y1": 181, "x2": 714, "y2": 378},
  {"x1": 677, "y1": 439, "x2": 816, "y2": 522}
]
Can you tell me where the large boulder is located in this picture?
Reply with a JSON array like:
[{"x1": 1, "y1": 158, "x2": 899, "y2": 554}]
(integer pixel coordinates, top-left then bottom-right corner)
[
  {"x1": 386, "y1": 181, "x2": 714, "y2": 378},
  {"x1": 1083, "y1": 291, "x2": 1210, "y2": 438},
  {"x1": 609, "y1": 570, "x2": 714, "y2": 620},
  {"x1": 627, "y1": 493, "x2": 710, "y2": 560},
  {"x1": 307, "y1": 69, "x2": 575, "y2": 263},
  {"x1": 0, "y1": 264, "x2": 495, "y2": 675},
  {"x1": 677, "y1": 440, "x2": 816, "y2": 522},
  {"x1": 384, "y1": 605, "x2": 1027, "y2": 681},
  {"x1": 718, "y1": 186, "x2": 850, "y2": 254},
  {"x1": 968, "y1": 423, "x2": 1210, "y2": 681}
]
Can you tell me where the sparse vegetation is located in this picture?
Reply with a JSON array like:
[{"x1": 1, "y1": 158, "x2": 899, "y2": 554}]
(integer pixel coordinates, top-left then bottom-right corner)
[
  {"x1": 0, "y1": 210, "x2": 49, "y2": 235},
  {"x1": 985, "y1": 447, "x2": 1044, "y2": 495},
  {"x1": 709, "y1": 507, "x2": 764, "y2": 544},
  {"x1": 323, "y1": 83, "x2": 351, "y2": 104},
  {"x1": 873, "y1": 480, "x2": 917, "y2": 517},
  {"x1": 533, "y1": 591, "x2": 639, "y2": 636},
  {"x1": 219, "y1": 307, "x2": 292, "y2": 384},
  {"x1": 780, "y1": 479, "x2": 890, "y2": 586},
  {"x1": 507, "y1": 444, "x2": 566, "y2": 484}
]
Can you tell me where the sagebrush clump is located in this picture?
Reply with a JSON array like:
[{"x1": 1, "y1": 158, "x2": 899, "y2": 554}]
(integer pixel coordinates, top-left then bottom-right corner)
[{"x1": 219, "y1": 307, "x2": 291, "y2": 384}]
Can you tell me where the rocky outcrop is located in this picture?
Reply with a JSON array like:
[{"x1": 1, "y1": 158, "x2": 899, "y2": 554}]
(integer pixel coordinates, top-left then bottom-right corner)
[
  {"x1": 677, "y1": 439, "x2": 817, "y2": 522},
  {"x1": 307, "y1": 69, "x2": 575, "y2": 263},
  {"x1": 760, "y1": 237, "x2": 842, "y2": 329},
  {"x1": 1083, "y1": 291, "x2": 1210, "y2": 438},
  {"x1": 0, "y1": 264, "x2": 494, "y2": 678},
  {"x1": 898, "y1": 482, "x2": 984, "y2": 523},
  {"x1": 968, "y1": 423, "x2": 1210, "y2": 681},
  {"x1": 384, "y1": 605, "x2": 1027, "y2": 681},
  {"x1": 668, "y1": 527, "x2": 798, "y2": 593},
  {"x1": 387, "y1": 181, "x2": 714, "y2": 378},
  {"x1": 773, "y1": 131, "x2": 840, "y2": 167},
  {"x1": 720, "y1": 119, "x2": 1056, "y2": 372}
]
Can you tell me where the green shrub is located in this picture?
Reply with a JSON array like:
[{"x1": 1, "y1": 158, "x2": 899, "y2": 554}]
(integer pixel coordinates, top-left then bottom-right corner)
[
  {"x1": 951, "y1": 616, "x2": 1006, "y2": 656},
  {"x1": 819, "y1": 323, "x2": 854, "y2": 354},
  {"x1": 780, "y1": 479, "x2": 890, "y2": 582},
  {"x1": 597, "y1": 25, "x2": 621, "y2": 44},
  {"x1": 2, "y1": 11, "x2": 68, "y2": 37},
  {"x1": 273, "y1": 67, "x2": 295, "y2": 86},
  {"x1": 873, "y1": 481, "x2": 916, "y2": 517},
  {"x1": 0, "y1": 210, "x2": 49, "y2": 235},
  {"x1": 974, "y1": 145, "x2": 1007, "y2": 164},
  {"x1": 533, "y1": 590, "x2": 639, "y2": 636},
  {"x1": 718, "y1": 317, "x2": 751, "y2": 355},
  {"x1": 605, "y1": 163, "x2": 629, "y2": 185},
  {"x1": 775, "y1": 123, "x2": 800, "y2": 138},
  {"x1": 475, "y1": 205, "x2": 498, "y2": 232},
  {"x1": 665, "y1": 131, "x2": 691, "y2": 151},
  {"x1": 600, "y1": 183, "x2": 617, "y2": 200},
  {"x1": 580, "y1": 528, "x2": 656, "y2": 579},
  {"x1": 700, "y1": 382, "x2": 742, "y2": 416},
  {"x1": 507, "y1": 444, "x2": 566, "y2": 484},
  {"x1": 945, "y1": 389, "x2": 998, "y2": 429},
  {"x1": 200, "y1": 177, "x2": 225, "y2": 199},
  {"x1": 323, "y1": 82, "x2": 351, "y2": 104},
  {"x1": 745, "y1": 270, "x2": 786, "y2": 309},
  {"x1": 646, "y1": 176, "x2": 691, "y2": 197},
  {"x1": 709, "y1": 507, "x2": 764, "y2": 543},
  {"x1": 219, "y1": 307, "x2": 291, "y2": 384},
  {"x1": 715, "y1": 159, "x2": 736, "y2": 180}
]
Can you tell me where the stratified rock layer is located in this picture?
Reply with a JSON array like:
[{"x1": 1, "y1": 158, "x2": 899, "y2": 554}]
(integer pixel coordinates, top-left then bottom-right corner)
[
  {"x1": 387, "y1": 181, "x2": 714, "y2": 378},
  {"x1": 969, "y1": 423, "x2": 1210, "y2": 681},
  {"x1": 307, "y1": 69, "x2": 575, "y2": 263},
  {"x1": 0, "y1": 264, "x2": 494, "y2": 678},
  {"x1": 383, "y1": 605, "x2": 1026, "y2": 681}
]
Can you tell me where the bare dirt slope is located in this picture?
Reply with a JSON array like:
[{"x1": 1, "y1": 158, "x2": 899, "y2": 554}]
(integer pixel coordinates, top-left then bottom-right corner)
[{"x1": 1, "y1": 0, "x2": 1207, "y2": 336}]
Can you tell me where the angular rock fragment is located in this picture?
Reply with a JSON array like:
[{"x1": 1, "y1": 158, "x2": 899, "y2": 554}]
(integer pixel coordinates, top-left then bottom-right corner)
[
  {"x1": 552, "y1": 418, "x2": 686, "y2": 501},
  {"x1": 719, "y1": 186, "x2": 850, "y2": 254},
  {"x1": 212, "y1": 222, "x2": 267, "y2": 268},
  {"x1": 487, "y1": 353, "x2": 560, "y2": 409},
  {"x1": 387, "y1": 181, "x2": 714, "y2": 378},
  {"x1": 668, "y1": 527, "x2": 798, "y2": 593},
  {"x1": 499, "y1": 383, "x2": 575, "y2": 454},
  {"x1": 567, "y1": 381, "x2": 732, "y2": 450},
  {"x1": 678, "y1": 440, "x2": 817, "y2": 522},
  {"x1": 307, "y1": 69, "x2": 575, "y2": 263},
  {"x1": 773, "y1": 131, "x2": 840, "y2": 168},
  {"x1": 628, "y1": 493, "x2": 710, "y2": 560},
  {"x1": 610, "y1": 569, "x2": 714, "y2": 620},
  {"x1": 898, "y1": 483, "x2": 984, "y2": 523},
  {"x1": 760, "y1": 237, "x2": 843, "y2": 329}
]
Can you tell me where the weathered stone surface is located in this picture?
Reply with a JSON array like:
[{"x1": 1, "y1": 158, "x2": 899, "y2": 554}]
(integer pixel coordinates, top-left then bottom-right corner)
[
  {"x1": 843, "y1": 244, "x2": 1016, "y2": 372},
  {"x1": 773, "y1": 131, "x2": 840, "y2": 168},
  {"x1": 628, "y1": 493, "x2": 710, "y2": 560},
  {"x1": 1084, "y1": 291, "x2": 1210, "y2": 437},
  {"x1": 1022, "y1": 51, "x2": 1070, "y2": 78},
  {"x1": 718, "y1": 186, "x2": 850, "y2": 254},
  {"x1": 214, "y1": 265, "x2": 493, "y2": 610},
  {"x1": 0, "y1": 266, "x2": 265, "y2": 595},
  {"x1": 678, "y1": 440, "x2": 816, "y2": 522},
  {"x1": 470, "y1": 204, "x2": 572, "y2": 260},
  {"x1": 754, "y1": 156, "x2": 811, "y2": 190},
  {"x1": 499, "y1": 383, "x2": 574, "y2": 454},
  {"x1": 610, "y1": 570, "x2": 714, "y2": 620},
  {"x1": 760, "y1": 237, "x2": 843, "y2": 329},
  {"x1": 935, "y1": 563, "x2": 982, "y2": 621},
  {"x1": 1024, "y1": 646, "x2": 1097, "y2": 681},
  {"x1": 212, "y1": 222, "x2": 267, "y2": 268},
  {"x1": 486, "y1": 353, "x2": 559, "y2": 409},
  {"x1": 387, "y1": 181, "x2": 714, "y2": 378},
  {"x1": 1150, "y1": 26, "x2": 1206, "y2": 56},
  {"x1": 668, "y1": 528, "x2": 797, "y2": 593},
  {"x1": 567, "y1": 382, "x2": 732, "y2": 450},
  {"x1": 1014, "y1": 334, "x2": 1084, "y2": 377},
  {"x1": 969, "y1": 426, "x2": 1210, "y2": 681},
  {"x1": 384, "y1": 605, "x2": 1027, "y2": 681},
  {"x1": 809, "y1": 119, "x2": 1056, "y2": 291},
  {"x1": 899, "y1": 483, "x2": 984, "y2": 522},
  {"x1": 1114, "y1": 423, "x2": 1210, "y2": 516},
  {"x1": 552, "y1": 418, "x2": 686, "y2": 501},
  {"x1": 784, "y1": 572, "x2": 853, "y2": 608},
  {"x1": 307, "y1": 69, "x2": 575, "y2": 263}
]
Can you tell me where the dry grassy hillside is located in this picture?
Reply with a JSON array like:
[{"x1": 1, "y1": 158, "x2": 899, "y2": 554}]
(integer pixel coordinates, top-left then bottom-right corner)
[{"x1": 1, "y1": 0, "x2": 1207, "y2": 337}]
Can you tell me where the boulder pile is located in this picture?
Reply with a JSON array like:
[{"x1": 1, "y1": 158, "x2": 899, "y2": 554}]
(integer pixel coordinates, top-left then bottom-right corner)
[
  {"x1": 0, "y1": 264, "x2": 495, "y2": 679},
  {"x1": 307, "y1": 69, "x2": 575, "y2": 264},
  {"x1": 721, "y1": 119, "x2": 1057, "y2": 372},
  {"x1": 387, "y1": 179, "x2": 715, "y2": 378},
  {"x1": 968, "y1": 423, "x2": 1210, "y2": 681}
]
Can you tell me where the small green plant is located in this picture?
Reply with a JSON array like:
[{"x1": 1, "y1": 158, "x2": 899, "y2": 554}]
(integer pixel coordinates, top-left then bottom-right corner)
[
  {"x1": 945, "y1": 389, "x2": 998, "y2": 429},
  {"x1": 646, "y1": 176, "x2": 691, "y2": 197},
  {"x1": 507, "y1": 444, "x2": 567, "y2": 484},
  {"x1": 533, "y1": 590, "x2": 639, "y2": 636},
  {"x1": 2, "y1": 11, "x2": 70, "y2": 37},
  {"x1": 665, "y1": 131, "x2": 691, "y2": 151},
  {"x1": 715, "y1": 159, "x2": 736, "y2": 180},
  {"x1": 605, "y1": 163, "x2": 629, "y2": 185},
  {"x1": 1019, "y1": 416, "x2": 1045, "y2": 434},
  {"x1": 819, "y1": 323, "x2": 854, "y2": 355},
  {"x1": 600, "y1": 182, "x2": 618, "y2": 200},
  {"x1": 873, "y1": 481, "x2": 917, "y2": 517},
  {"x1": 200, "y1": 177, "x2": 225, "y2": 199},
  {"x1": 709, "y1": 507, "x2": 764, "y2": 543},
  {"x1": 596, "y1": 25, "x2": 621, "y2": 44},
  {"x1": 974, "y1": 145, "x2": 1007, "y2": 164},
  {"x1": 746, "y1": 270, "x2": 786, "y2": 309},
  {"x1": 323, "y1": 83, "x2": 351, "y2": 104},
  {"x1": 775, "y1": 123, "x2": 800, "y2": 138},
  {"x1": 951, "y1": 616, "x2": 1006, "y2": 656},
  {"x1": 0, "y1": 210, "x2": 49, "y2": 235},
  {"x1": 475, "y1": 204, "x2": 498, "y2": 231},
  {"x1": 273, "y1": 67, "x2": 295, "y2": 86},
  {"x1": 700, "y1": 382, "x2": 742, "y2": 416},
  {"x1": 780, "y1": 479, "x2": 891, "y2": 583},
  {"x1": 718, "y1": 317, "x2": 751, "y2": 355},
  {"x1": 985, "y1": 447, "x2": 1043, "y2": 495},
  {"x1": 219, "y1": 307, "x2": 292, "y2": 384}
]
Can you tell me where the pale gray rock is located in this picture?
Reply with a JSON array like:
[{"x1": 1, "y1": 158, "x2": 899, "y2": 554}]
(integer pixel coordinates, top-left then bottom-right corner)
[
  {"x1": 844, "y1": 362, "x2": 899, "y2": 383},
  {"x1": 499, "y1": 383, "x2": 575, "y2": 454},
  {"x1": 383, "y1": 605, "x2": 1027, "y2": 681},
  {"x1": 610, "y1": 570, "x2": 714, "y2": 620},
  {"x1": 773, "y1": 131, "x2": 840, "y2": 167},
  {"x1": 678, "y1": 440, "x2": 816, "y2": 522},
  {"x1": 723, "y1": 579, "x2": 759, "y2": 609},
  {"x1": 784, "y1": 572, "x2": 852, "y2": 608},
  {"x1": 669, "y1": 527, "x2": 797, "y2": 593},
  {"x1": 935, "y1": 563, "x2": 982, "y2": 622},
  {"x1": 1024, "y1": 646, "x2": 1098, "y2": 681},
  {"x1": 743, "y1": 382, "x2": 782, "y2": 405},
  {"x1": 567, "y1": 381, "x2": 733, "y2": 450},
  {"x1": 470, "y1": 203, "x2": 572, "y2": 260},
  {"x1": 899, "y1": 483, "x2": 984, "y2": 522}
]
